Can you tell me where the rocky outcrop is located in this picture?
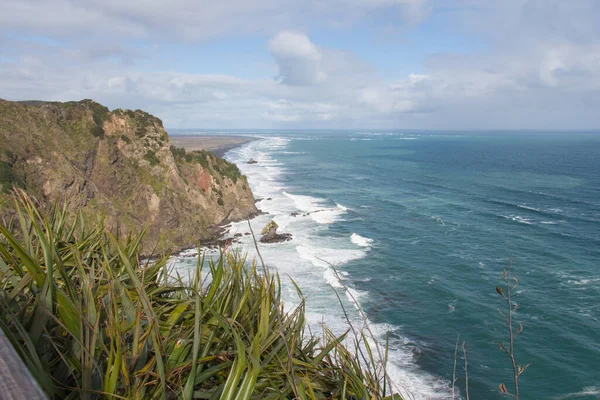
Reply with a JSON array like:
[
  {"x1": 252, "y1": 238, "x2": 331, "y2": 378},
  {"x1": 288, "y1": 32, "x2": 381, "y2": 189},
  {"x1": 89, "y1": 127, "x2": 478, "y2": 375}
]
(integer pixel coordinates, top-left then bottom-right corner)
[
  {"x1": 260, "y1": 220, "x2": 292, "y2": 243},
  {"x1": 0, "y1": 99, "x2": 259, "y2": 253}
]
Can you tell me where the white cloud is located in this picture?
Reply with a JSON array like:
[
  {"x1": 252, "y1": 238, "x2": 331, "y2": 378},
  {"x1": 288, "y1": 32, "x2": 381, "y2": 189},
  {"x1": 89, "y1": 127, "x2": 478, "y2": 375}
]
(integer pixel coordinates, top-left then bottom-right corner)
[
  {"x1": 0, "y1": 0, "x2": 599, "y2": 129},
  {"x1": 0, "y1": 0, "x2": 428, "y2": 41},
  {"x1": 269, "y1": 31, "x2": 327, "y2": 86}
]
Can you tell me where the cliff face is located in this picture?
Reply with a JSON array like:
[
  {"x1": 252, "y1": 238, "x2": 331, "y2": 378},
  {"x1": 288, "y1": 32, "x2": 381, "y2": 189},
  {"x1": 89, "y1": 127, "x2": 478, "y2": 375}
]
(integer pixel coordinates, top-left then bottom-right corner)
[{"x1": 0, "y1": 99, "x2": 258, "y2": 252}]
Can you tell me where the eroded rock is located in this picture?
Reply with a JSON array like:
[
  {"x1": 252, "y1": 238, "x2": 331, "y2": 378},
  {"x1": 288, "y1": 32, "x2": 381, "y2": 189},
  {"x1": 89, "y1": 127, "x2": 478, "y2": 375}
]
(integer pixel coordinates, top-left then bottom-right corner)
[{"x1": 259, "y1": 219, "x2": 292, "y2": 243}]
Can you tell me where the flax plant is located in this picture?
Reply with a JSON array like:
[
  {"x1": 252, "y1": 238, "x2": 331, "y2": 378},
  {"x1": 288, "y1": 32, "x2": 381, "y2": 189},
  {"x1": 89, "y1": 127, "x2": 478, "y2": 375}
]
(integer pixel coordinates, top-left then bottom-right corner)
[{"x1": 0, "y1": 192, "x2": 402, "y2": 399}]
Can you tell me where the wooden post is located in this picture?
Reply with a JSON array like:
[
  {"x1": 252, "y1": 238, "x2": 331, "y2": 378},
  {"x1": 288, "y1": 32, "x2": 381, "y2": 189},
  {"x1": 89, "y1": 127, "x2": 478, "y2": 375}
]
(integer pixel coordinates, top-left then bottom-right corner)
[{"x1": 0, "y1": 328, "x2": 47, "y2": 400}]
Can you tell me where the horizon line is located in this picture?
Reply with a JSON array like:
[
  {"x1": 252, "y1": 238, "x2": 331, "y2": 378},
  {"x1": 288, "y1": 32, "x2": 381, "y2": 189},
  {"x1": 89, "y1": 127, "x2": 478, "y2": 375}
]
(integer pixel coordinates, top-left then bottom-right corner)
[{"x1": 166, "y1": 128, "x2": 600, "y2": 133}]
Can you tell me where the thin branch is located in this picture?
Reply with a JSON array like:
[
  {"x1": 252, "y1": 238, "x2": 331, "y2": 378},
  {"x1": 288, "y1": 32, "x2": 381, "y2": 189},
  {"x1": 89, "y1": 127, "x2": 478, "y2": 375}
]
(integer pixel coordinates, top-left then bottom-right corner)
[
  {"x1": 497, "y1": 260, "x2": 527, "y2": 400},
  {"x1": 453, "y1": 335, "x2": 459, "y2": 400},
  {"x1": 462, "y1": 341, "x2": 469, "y2": 400}
]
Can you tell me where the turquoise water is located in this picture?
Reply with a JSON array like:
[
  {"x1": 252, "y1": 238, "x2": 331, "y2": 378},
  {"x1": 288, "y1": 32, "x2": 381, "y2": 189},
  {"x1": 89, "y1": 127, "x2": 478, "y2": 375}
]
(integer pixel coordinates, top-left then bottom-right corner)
[{"x1": 174, "y1": 131, "x2": 600, "y2": 398}]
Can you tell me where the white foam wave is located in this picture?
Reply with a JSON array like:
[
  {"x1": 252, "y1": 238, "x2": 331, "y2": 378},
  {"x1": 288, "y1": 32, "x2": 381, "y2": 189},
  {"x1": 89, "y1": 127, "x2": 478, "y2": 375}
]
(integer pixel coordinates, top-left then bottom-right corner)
[
  {"x1": 346, "y1": 286, "x2": 368, "y2": 309},
  {"x1": 177, "y1": 248, "x2": 198, "y2": 257},
  {"x1": 296, "y1": 244, "x2": 367, "y2": 268},
  {"x1": 323, "y1": 268, "x2": 343, "y2": 288},
  {"x1": 502, "y1": 215, "x2": 534, "y2": 225},
  {"x1": 554, "y1": 386, "x2": 600, "y2": 399},
  {"x1": 518, "y1": 204, "x2": 540, "y2": 211},
  {"x1": 358, "y1": 131, "x2": 404, "y2": 136},
  {"x1": 431, "y1": 215, "x2": 446, "y2": 226},
  {"x1": 336, "y1": 202, "x2": 350, "y2": 211},
  {"x1": 351, "y1": 233, "x2": 374, "y2": 247},
  {"x1": 567, "y1": 278, "x2": 600, "y2": 286},
  {"x1": 283, "y1": 191, "x2": 347, "y2": 224},
  {"x1": 355, "y1": 132, "x2": 418, "y2": 140},
  {"x1": 313, "y1": 210, "x2": 343, "y2": 224},
  {"x1": 283, "y1": 191, "x2": 324, "y2": 212}
]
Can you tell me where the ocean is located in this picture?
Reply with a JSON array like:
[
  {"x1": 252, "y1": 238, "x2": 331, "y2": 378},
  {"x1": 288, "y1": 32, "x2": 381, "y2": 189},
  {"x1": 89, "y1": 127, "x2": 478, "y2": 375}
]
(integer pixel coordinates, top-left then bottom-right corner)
[{"x1": 171, "y1": 131, "x2": 600, "y2": 399}]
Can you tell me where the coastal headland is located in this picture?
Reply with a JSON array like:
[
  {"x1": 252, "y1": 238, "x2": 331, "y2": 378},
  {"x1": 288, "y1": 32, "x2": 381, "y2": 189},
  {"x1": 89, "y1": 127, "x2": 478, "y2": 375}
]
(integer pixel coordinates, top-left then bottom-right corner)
[{"x1": 0, "y1": 99, "x2": 259, "y2": 254}]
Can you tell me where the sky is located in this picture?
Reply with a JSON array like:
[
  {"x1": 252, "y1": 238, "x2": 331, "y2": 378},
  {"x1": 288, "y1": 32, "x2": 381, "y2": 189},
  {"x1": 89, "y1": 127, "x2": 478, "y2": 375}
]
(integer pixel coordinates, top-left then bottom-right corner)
[{"x1": 1, "y1": 0, "x2": 599, "y2": 129}]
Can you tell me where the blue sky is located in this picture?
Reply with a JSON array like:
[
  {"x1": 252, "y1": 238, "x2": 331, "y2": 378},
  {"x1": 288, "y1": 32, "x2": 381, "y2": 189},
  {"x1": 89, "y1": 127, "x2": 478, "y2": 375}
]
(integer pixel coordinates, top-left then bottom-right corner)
[{"x1": 1, "y1": 0, "x2": 599, "y2": 129}]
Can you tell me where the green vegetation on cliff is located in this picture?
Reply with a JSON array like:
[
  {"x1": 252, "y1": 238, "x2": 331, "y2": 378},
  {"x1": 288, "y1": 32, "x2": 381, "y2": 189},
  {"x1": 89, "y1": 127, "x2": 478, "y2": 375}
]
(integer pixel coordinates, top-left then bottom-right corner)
[
  {"x1": 0, "y1": 99, "x2": 258, "y2": 253},
  {"x1": 170, "y1": 145, "x2": 243, "y2": 183},
  {"x1": 0, "y1": 194, "x2": 399, "y2": 399},
  {"x1": 0, "y1": 161, "x2": 17, "y2": 193}
]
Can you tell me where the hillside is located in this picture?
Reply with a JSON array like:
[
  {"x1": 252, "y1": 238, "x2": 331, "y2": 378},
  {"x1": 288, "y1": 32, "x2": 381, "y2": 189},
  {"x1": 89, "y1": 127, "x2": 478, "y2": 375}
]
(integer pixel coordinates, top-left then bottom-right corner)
[{"x1": 0, "y1": 99, "x2": 258, "y2": 252}]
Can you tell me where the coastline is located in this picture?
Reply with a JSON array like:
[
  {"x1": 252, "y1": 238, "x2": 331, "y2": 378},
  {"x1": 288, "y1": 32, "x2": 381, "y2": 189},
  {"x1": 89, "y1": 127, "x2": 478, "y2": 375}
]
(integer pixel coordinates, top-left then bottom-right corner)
[
  {"x1": 169, "y1": 135, "x2": 447, "y2": 399},
  {"x1": 167, "y1": 135, "x2": 262, "y2": 256},
  {"x1": 169, "y1": 135, "x2": 256, "y2": 157}
]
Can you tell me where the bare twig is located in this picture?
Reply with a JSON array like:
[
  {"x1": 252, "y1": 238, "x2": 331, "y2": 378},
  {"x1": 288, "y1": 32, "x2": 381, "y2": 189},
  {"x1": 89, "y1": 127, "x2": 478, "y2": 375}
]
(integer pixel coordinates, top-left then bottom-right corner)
[
  {"x1": 462, "y1": 341, "x2": 469, "y2": 400},
  {"x1": 452, "y1": 335, "x2": 460, "y2": 399},
  {"x1": 497, "y1": 260, "x2": 529, "y2": 399}
]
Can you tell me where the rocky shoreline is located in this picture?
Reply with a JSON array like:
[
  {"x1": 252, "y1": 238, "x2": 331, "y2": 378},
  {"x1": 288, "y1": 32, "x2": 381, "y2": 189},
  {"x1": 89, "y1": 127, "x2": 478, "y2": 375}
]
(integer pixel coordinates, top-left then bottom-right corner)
[
  {"x1": 166, "y1": 137, "x2": 296, "y2": 256},
  {"x1": 170, "y1": 214, "x2": 294, "y2": 258}
]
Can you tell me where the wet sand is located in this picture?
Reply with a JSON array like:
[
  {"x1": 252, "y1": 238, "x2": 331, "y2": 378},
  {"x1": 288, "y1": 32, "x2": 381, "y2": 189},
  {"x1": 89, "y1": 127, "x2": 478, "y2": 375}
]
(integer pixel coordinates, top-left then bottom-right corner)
[{"x1": 169, "y1": 135, "x2": 255, "y2": 157}]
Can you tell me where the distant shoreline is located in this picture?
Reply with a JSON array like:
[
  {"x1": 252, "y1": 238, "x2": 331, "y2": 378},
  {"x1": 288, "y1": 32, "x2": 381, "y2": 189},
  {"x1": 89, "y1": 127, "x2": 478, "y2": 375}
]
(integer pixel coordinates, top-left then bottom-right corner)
[{"x1": 169, "y1": 135, "x2": 256, "y2": 157}]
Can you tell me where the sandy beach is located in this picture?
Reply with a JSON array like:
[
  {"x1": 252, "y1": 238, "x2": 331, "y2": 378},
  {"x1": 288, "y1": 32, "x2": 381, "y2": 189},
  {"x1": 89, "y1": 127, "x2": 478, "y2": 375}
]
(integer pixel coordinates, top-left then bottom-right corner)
[{"x1": 169, "y1": 135, "x2": 255, "y2": 157}]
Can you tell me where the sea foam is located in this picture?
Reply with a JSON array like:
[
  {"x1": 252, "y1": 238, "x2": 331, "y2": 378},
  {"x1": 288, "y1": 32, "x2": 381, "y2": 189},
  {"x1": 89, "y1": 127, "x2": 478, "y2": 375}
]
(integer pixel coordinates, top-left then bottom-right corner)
[{"x1": 351, "y1": 233, "x2": 374, "y2": 247}]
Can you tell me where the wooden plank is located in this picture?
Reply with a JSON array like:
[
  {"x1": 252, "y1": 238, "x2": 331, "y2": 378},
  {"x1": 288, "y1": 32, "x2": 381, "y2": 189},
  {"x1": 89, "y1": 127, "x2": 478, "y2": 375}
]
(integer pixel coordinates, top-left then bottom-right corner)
[{"x1": 0, "y1": 328, "x2": 47, "y2": 400}]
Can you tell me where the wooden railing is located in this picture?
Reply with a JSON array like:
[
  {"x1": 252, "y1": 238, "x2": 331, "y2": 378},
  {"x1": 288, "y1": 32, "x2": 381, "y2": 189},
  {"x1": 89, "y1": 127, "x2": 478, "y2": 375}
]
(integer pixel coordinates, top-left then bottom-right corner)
[{"x1": 0, "y1": 328, "x2": 46, "y2": 399}]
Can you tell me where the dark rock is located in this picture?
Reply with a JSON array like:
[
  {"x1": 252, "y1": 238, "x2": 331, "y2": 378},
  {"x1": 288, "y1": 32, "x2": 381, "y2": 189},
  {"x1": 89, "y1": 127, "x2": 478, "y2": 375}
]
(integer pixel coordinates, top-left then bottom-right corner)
[
  {"x1": 291, "y1": 212, "x2": 299, "y2": 217},
  {"x1": 260, "y1": 233, "x2": 292, "y2": 243},
  {"x1": 201, "y1": 236, "x2": 234, "y2": 249},
  {"x1": 234, "y1": 233, "x2": 242, "y2": 237},
  {"x1": 259, "y1": 219, "x2": 292, "y2": 243},
  {"x1": 247, "y1": 158, "x2": 258, "y2": 164}
]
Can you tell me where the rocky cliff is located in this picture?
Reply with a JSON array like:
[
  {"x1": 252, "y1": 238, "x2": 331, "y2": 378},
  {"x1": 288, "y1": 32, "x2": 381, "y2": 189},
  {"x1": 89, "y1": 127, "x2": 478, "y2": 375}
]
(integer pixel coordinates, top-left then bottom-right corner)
[{"x1": 0, "y1": 99, "x2": 258, "y2": 252}]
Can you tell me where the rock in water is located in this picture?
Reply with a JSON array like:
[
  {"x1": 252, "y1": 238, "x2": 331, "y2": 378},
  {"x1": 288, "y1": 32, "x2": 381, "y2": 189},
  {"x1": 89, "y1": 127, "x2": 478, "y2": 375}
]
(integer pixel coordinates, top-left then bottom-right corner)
[
  {"x1": 261, "y1": 219, "x2": 279, "y2": 236},
  {"x1": 260, "y1": 219, "x2": 292, "y2": 243},
  {"x1": 247, "y1": 158, "x2": 258, "y2": 164}
]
